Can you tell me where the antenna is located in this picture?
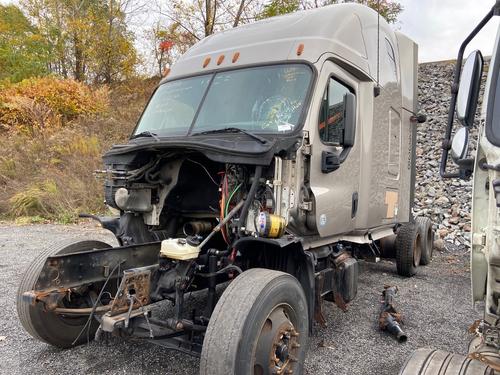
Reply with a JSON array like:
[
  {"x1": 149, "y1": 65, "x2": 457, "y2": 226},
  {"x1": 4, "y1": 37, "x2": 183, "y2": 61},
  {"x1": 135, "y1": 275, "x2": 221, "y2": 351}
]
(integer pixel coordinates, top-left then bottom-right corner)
[{"x1": 375, "y1": 0, "x2": 381, "y2": 96}]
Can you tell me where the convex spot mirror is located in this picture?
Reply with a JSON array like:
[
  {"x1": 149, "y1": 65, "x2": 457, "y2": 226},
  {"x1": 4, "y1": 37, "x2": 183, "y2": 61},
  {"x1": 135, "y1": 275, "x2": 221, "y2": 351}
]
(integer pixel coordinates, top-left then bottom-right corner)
[
  {"x1": 451, "y1": 127, "x2": 474, "y2": 179},
  {"x1": 451, "y1": 127, "x2": 469, "y2": 161},
  {"x1": 456, "y1": 50, "x2": 484, "y2": 127}
]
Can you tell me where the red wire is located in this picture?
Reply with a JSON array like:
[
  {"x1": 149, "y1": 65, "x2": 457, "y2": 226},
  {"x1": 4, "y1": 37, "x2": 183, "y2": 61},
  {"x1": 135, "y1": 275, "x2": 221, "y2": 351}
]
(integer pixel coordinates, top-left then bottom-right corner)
[{"x1": 219, "y1": 173, "x2": 230, "y2": 245}]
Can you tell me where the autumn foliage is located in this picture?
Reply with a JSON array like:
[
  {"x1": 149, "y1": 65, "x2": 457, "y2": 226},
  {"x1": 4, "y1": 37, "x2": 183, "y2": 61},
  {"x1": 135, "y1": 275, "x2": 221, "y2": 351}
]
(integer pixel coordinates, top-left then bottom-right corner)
[
  {"x1": 159, "y1": 40, "x2": 175, "y2": 52},
  {"x1": 0, "y1": 78, "x2": 157, "y2": 222},
  {"x1": 0, "y1": 77, "x2": 109, "y2": 135}
]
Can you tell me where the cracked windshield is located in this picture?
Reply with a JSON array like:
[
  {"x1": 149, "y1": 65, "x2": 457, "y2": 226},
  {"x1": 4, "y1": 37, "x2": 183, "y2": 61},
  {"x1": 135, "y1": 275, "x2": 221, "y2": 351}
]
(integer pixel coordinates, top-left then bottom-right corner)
[{"x1": 134, "y1": 64, "x2": 312, "y2": 137}]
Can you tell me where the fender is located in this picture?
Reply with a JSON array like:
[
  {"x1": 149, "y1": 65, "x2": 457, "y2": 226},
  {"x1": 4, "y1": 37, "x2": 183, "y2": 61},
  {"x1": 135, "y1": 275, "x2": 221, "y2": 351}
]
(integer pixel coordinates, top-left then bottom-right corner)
[{"x1": 234, "y1": 236, "x2": 316, "y2": 334}]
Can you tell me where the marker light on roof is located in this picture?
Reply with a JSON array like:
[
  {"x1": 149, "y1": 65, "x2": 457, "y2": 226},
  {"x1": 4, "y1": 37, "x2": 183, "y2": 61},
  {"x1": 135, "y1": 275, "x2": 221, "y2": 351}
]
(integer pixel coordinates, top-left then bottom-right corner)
[
  {"x1": 297, "y1": 43, "x2": 304, "y2": 56},
  {"x1": 162, "y1": 68, "x2": 170, "y2": 77},
  {"x1": 203, "y1": 57, "x2": 211, "y2": 68},
  {"x1": 217, "y1": 55, "x2": 225, "y2": 65},
  {"x1": 232, "y1": 52, "x2": 240, "y2": 63}
]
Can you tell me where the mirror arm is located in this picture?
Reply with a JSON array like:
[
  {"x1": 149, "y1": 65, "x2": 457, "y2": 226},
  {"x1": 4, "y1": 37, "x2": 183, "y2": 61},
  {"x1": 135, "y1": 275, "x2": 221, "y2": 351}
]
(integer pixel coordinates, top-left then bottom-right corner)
[
  {"x1": 480, "y1": 161, "x2": 500, "y2": 172},
  {"x1": 441, "y1": 139, "x2": 452, "y2": 150},
  {"x1": 457, "y1": 157, "x2": 475, "y2": 180},
  {"x1": 440, "y1": 138, "x2": 461, "y2": 178},
  {"x1": 441, "y1": 7, "x2": 495, "y2": 179},
  {"x1": 456, "y1": 157, "x2": 474, "y2": 169}
]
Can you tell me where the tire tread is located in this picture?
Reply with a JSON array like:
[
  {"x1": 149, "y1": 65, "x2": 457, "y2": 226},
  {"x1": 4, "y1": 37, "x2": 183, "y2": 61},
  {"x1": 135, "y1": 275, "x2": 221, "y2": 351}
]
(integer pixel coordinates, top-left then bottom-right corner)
[
  {"x1": 399, "y1": 348, "x2": 493, "y2": 375},
  {"x1": 396, "y1": 223, "x2": 418, "y2": 277},
  {"x1": 416, "y1": 217, "x2": 433, "y2": 265},
  {"x1": 199, "y1": 268, "x2": 306, "y2": 375}
]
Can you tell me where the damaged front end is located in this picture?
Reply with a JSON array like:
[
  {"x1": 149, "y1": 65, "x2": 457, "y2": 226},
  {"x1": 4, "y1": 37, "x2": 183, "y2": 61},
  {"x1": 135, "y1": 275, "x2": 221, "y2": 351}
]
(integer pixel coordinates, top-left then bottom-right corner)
[
  {"x1": 19, "y1": 134, "x2": 318, "y2": 354},
  {"x1": 18, "y1": 62, "x2": 361, "y2": 365},
  {"x1": 20, "y1": 132, "x2": 358, "y2": 359}
]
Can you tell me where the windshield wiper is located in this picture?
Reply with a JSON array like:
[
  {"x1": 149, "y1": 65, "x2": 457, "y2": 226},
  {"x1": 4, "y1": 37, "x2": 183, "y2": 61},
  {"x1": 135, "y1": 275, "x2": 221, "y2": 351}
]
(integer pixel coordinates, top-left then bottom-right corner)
[
  {"x1": 130, "y1": 131, "x2": 160, "y2": 142},
  {"x1": 191, "y1": 127, "x2": 267, "y2": 144}
]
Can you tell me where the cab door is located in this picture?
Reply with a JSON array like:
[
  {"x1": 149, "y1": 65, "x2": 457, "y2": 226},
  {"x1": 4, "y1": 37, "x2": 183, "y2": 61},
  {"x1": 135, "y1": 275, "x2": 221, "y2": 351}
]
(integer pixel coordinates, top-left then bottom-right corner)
[{"x1": 309, "y1": 61, "x2": 361, "y2": 237}]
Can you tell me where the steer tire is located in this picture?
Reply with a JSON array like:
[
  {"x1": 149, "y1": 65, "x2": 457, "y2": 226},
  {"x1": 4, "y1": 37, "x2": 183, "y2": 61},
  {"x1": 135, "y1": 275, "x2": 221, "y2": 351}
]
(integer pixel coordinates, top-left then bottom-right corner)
[
  {"x1": 200, "y1": 268, "x2": 309, "y2": 375},
  {"x1": 416, "y1": 217, "x2": 434, "y2": 265},
  {"x1": 396, "y1": 222, "x2": 421, "y2": 277},
  {"x1": 399, "y1": 348, "x2": 493, "y2": 375},
  {"x1": 17, "y1": 239, "x2": 111, "y2": 348}
]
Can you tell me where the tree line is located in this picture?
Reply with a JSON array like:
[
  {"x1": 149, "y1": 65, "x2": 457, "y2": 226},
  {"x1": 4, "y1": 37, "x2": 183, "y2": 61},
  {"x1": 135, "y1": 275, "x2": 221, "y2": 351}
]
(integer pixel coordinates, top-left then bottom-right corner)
[{"x1": 0, "y1": 0, "x2": 402, "y2": 84}]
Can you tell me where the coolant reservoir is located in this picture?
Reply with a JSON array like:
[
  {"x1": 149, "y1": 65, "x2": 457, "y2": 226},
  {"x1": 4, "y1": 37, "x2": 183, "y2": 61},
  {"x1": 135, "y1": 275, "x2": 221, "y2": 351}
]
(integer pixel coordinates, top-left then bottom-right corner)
[{"x1": 160, "y1": 238, "x2": 200, "y2": 260}]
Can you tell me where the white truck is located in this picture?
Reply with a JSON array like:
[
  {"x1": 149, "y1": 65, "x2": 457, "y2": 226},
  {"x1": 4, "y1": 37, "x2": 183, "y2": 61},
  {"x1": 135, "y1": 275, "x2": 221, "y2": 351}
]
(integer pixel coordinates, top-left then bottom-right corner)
[
  {"x1": 16, "y1": 4, "x2": 431, "y2": 374},
  {"x1": 401, "y1": 1, "x2": 500, "y2": 374}
]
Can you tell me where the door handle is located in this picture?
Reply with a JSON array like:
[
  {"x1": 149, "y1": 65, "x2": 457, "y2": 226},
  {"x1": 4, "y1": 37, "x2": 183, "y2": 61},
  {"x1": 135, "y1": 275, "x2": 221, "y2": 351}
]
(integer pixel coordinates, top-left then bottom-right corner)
[
  {"x1": 321, "y1": 151, "x2": 340, "y2": 173},
  {"x1": 352, "y1": 192, "x2": 358, "y2": 218}
]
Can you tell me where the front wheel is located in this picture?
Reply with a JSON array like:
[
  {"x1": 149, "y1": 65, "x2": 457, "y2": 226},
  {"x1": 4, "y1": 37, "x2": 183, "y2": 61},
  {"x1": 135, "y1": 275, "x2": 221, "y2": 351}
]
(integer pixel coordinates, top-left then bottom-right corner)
[
  {"x1": 16, "y1": 239, "x2": 112, "y2": 348},
  {"x1": 200, "y1": 268, "x2": 309, "y2": 375}
]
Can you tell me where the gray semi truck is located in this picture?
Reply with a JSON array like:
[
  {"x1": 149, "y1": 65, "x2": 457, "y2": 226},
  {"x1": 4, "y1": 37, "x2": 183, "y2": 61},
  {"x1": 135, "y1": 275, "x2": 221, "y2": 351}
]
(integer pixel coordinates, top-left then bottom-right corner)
[
  {"x1": 16, "y1": 4, "x2": 432, "y2": 374},
  {"x1": 400, "y1": 1, "x2": 500, "y2": 374}
]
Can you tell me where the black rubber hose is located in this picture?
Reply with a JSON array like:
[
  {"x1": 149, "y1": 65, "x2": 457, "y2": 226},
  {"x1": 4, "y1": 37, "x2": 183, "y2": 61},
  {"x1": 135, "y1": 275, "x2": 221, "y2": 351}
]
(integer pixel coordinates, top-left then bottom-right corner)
[{"x1": 238, "y1": 165, "x2": 262, "y2": 234}]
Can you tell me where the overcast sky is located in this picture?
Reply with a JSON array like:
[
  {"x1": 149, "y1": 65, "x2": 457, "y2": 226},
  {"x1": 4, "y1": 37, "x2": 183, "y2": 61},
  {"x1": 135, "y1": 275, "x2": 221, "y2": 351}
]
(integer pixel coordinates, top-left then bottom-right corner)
[
  {"x1": 2, "y1": 0, "x2": 499, "y2": 63},
  {"x1": 396, "y1": 0, "x2": 499, "y2": 62}
]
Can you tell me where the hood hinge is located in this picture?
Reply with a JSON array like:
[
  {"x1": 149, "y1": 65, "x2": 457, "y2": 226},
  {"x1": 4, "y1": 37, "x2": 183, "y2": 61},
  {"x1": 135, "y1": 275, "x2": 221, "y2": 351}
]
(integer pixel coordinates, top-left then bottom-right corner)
[{"x1": 301, "y1": 131, "x2": 311, "y2": 156}]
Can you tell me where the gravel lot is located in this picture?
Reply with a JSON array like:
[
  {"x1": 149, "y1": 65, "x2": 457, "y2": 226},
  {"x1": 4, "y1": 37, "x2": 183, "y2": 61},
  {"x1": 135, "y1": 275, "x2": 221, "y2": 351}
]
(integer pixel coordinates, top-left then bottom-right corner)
[{"x1": 0, "y1": 223, "x2": 480, "y2": 375}]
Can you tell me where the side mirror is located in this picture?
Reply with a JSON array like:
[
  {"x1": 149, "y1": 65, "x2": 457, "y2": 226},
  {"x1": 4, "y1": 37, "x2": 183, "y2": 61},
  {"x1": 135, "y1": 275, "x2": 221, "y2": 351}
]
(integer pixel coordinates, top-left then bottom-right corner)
[
  {"x1": 451, "y1": 127, "x2": 468, "y2": 161},
  {"x1": 456, "y1": 50, "x2": 484, "y2": 127},
  {"x1": 343, "y1": 92, "x2": 356, "y2": 147},
  {"x1": 451, "y1": 127, "x2": 474, "y2": 179}
]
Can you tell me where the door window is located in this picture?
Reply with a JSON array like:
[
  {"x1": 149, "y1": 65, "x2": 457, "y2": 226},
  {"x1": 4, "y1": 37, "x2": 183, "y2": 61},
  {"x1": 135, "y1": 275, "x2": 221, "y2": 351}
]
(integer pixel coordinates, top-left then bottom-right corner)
[
  {"x1": 318, "y1": 77, "x2": 351, "y2": 145},
  {"x1": 388, "y1": 108, "x2": 401, "y2": 178}
]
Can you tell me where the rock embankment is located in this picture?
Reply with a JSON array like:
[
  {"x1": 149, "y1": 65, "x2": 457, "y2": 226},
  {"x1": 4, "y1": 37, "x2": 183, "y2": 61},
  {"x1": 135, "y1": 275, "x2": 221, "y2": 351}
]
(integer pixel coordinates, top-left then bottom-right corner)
[{"x1": 415, "y1": 59, "x2": 489, "y2": 248}]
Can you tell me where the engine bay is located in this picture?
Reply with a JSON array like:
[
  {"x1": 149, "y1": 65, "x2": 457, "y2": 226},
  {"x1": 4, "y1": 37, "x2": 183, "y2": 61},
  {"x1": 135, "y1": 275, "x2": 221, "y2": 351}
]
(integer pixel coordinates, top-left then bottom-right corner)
[{"x1": 101, "y1": 149, "x2": 316, "y2": 248}]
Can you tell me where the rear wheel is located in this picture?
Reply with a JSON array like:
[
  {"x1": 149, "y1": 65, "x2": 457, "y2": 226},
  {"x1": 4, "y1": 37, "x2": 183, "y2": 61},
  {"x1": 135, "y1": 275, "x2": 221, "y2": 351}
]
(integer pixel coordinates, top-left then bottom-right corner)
[
  {"x1": 399, "y1": 348, "x2": 493, "y2": 375},
  {"x1": 396, "y1": 223, "x2": 421, "y2": 277},
  {"x1": 16, "y1": 239, "x2": 111, "y2": 348},
  {"x1": 200, "y1": 268, "x2": 309, "y2": 375},
  {"x1": 416, "y1": 217, "x2": 434, "y2": 265},
  {"x1": 380, "y1": 234, "x2": 397, "y2": 258}
]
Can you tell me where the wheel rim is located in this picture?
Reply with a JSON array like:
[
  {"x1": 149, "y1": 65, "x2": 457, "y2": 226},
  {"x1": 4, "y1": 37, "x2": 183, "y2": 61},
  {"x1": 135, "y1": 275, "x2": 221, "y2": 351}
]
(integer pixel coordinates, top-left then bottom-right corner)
[
  {"x1": 253, "y1": 304, "x2": 301, "y2": 375},
  {"x1": 413, "y1": 232, "x2": 422, "y2": 267}
]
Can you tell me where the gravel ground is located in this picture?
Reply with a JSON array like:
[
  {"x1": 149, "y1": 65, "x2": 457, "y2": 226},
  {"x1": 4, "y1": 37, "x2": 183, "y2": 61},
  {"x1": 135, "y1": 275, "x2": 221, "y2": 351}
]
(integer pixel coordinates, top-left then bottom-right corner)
[
  {"x1": 414, "y1": 60, "x2": 489, "y2": 248},
  {"x1": 0, "y1": 223, "x2": 480, "y2": 375}
]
